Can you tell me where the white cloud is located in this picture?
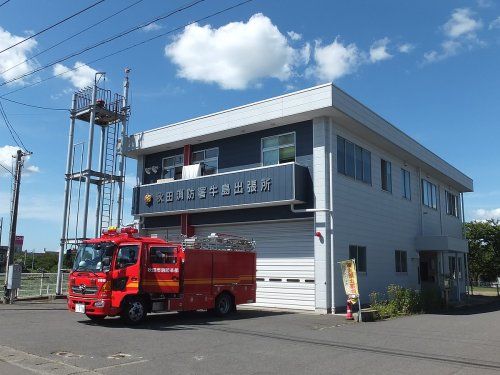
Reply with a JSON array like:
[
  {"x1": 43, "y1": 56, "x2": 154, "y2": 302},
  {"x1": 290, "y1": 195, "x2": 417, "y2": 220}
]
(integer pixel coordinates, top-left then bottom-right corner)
[
  {"x1": 287, "y1": 31, "x2": 302, "y2": 41},
  {"x1": 165, "y1": 13, "x2": 298, "y2": 90},
  {"x1": 424, "y1": 8, "x2": 484, "y2": 64},
  {"x1": 0, "y1": 145, "x2": 40, "y2": 177},
  {"x1": 398, "y1": 43, "x2": 414, "y2": 53},
  {"x1": 142, "y1": 22, "x2": 162, "y2": 32},
  {"x1": 477, "y1": 0, "x2": 493, "y2": 8},
  {"x1": 443, "y1": 8, "x2": 482, "y2": 39},
  {"x1": 0, "y1": 27, "x2": 38, "y2": 85},
  {"x1": 307, "y1": 37, "x2": 364, "y2": 82},
  {"x1": 489, "y1": 16, "x2": 500, "y2": 30},
  {"x1": 473, "y1": 208, "x2": 500, "y2": 221},
  {"x1": 369, "y1": 37, "x2": 392, "y2": 63},
  {"x1": 53, "y1": 61, "x2": 98, "y2": 89},
  {"x1": 299, "y1": 42, "x2": 311, "y2": 65}
]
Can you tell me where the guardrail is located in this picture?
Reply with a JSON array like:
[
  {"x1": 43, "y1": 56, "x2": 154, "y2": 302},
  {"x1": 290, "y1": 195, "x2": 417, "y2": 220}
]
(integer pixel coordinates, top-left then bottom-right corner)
[{"x1": 0, "y1": 272, "x2": 68, "y2": 298}]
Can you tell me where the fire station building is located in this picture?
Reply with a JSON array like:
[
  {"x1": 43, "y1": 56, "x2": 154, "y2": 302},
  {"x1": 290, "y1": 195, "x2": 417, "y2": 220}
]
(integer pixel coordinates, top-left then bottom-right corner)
[{"x1": 126, "y1": 83, "x2": 473, "y2": 313}]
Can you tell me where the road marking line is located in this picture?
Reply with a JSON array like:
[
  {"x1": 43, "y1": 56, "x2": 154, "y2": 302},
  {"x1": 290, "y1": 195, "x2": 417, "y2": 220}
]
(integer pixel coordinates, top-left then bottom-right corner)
[{"x1": 0, "y1": 344, "x2": 100, "y2": 374}]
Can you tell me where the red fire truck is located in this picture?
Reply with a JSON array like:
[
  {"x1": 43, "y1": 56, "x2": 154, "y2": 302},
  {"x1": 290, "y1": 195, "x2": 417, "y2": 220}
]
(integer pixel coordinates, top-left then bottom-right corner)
[{"x1": 67, "y1": 227, "x2": 256, "y2": 324}]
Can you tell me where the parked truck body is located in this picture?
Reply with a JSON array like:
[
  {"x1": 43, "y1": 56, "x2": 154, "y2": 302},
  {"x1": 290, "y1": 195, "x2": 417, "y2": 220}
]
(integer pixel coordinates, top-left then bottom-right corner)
[{"x1": 67, "y1": 227, "x2": 256, "y2": 324}]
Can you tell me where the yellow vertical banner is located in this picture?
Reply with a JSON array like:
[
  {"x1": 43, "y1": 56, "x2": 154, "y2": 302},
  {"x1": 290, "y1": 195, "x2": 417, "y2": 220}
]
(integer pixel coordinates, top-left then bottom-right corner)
[{"x1": 340, "y1": 259, "x2": 359, "y2": 296}]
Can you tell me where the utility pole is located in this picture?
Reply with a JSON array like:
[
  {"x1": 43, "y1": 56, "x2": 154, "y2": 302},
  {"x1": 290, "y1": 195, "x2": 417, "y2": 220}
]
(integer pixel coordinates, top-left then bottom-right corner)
[{"x1": 4, "y1": 149, "x2": 29, "y2": 303}]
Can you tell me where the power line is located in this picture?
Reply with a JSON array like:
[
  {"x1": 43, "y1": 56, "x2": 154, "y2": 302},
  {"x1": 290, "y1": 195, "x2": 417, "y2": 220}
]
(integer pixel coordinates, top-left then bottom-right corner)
[
  {"x1": 0, "y1": 96, "x2": 68, "y2": 111},
  {"x1": 0, "y1": 0, "x2": 105, "y2": 55},
  {"x1": 0, "y1": 0, "x2": 144, "y2": 76},
  {"x1": 0, "y1": 163, "x2": 14, "y2": 177},
  {"x1": 0, "y1": 0, "x2": 255, "y2": 98},
  {"x1": 0, "y1": 0, "x2": 11, "y2": 9},
  {"x1": 0, "y1": 0, "x2": 205, "y2": 86},
  {"x1": 0, "y1": 100, "x2": 28, "y2": 151}
]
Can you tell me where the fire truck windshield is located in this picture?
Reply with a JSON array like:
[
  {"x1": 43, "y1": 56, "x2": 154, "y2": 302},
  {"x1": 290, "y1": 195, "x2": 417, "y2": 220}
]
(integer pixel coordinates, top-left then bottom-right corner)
[{"x1": 73, "y1": 242, "x2": 115, "y2": 272}]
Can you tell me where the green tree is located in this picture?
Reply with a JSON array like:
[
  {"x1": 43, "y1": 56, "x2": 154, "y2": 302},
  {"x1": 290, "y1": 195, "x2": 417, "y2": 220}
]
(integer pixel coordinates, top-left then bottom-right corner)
[{"x1": 465, "y1": 220, "x2": 500, "y2": 283}]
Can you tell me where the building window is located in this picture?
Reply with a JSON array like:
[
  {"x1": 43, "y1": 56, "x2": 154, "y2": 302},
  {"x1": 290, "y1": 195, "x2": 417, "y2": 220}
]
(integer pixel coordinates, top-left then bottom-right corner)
[
  {"x1": 421, "y1": 179, "x2": 438, "y2": 209},
  {"x1": 381, "y1": 159, "x2": 392, "y2": 192},
  {"x1": 349, "y1": 245, "x2": 367, "y2": 273},
  {"x1": 162, "y1": 154, "x2": 184, "y2": 180},
  {"x1": 337, "y1": 136, "x2": 371, "y2": 184},
  {"x1": 395, "y1": 250, "x2": 408, "y2": 273},
  {"x1": 445, "y1": 191, "x2": 459, "y2": 217},
  {"x1": 262, "y1": 132, "x2": 295, "y2": 166},
  {"x1": 192, "y1": 147, "x2": 219, "y2": 175},
  {"x1": 401, "y1": 168, "x2": 411, "y2": 200}
]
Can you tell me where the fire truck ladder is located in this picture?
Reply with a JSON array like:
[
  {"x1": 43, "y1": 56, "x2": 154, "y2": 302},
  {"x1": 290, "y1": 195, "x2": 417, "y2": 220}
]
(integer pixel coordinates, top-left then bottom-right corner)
[{"x1": 100, "y1": 122, "x2": 118, "y2": 231}]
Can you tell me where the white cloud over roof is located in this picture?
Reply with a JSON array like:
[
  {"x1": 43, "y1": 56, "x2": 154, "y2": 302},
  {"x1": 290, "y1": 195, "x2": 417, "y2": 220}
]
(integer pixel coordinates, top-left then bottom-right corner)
[
  {"x1": 369, "y1": 37, "x2": 392, "y2": 63},
  {"x1": 165, "y1": 13, "x2": 299, "y2": 90},
  {"x1": 53, "y1": 61, "x2": 98, "y2": 89}
]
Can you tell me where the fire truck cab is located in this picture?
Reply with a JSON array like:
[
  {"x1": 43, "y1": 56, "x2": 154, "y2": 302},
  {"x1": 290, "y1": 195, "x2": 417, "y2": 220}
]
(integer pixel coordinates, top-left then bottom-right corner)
[{"x1": 67, "y1": 227, "x2": 256, "y2": 324}]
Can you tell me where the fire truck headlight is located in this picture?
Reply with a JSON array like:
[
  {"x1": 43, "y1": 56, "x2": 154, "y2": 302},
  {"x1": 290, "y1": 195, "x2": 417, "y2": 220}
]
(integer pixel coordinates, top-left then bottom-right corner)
[{"x1": 94, "y1": 300, "x2": 105, "y2": 308}]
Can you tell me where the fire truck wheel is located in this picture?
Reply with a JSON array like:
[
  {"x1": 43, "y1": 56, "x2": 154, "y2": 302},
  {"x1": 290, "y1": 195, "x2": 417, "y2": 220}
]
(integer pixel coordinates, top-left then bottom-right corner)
[
  {"x1": 214, "y1": 293, "x2": 234, "y2": 317},
  {"x1": 121, "y1": 298, "x2": 147, "y2": 325}
]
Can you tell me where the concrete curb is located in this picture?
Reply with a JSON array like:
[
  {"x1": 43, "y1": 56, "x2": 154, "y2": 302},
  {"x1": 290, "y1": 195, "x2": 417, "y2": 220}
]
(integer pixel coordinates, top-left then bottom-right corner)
[{"x1": 0, "y1": 295, "x2": 67, "y2": 303}]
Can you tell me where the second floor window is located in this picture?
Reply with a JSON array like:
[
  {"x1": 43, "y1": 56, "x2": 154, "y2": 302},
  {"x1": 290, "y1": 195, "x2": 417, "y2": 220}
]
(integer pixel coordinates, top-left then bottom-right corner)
[
  {"x1": 401, "y1": 168, "x2": 411, "y2": 199},
  {"x1": 337, "y1": 136, "x2": 371, "y2": 184},
  {"x1": 262, "y1": 132, "x2": 296, "y2": 166},
  {"x1": 162, "y1": 154, "x2": 184, "y2": 180},
  {"x1": 192, "y1": 148, "x2": 219, "y2": 175},
  {"x1": 381, "y1": 159, "x2": 392, "y2": 192},
  {"x1": 445, "y1": 191, "x2": 459, "y2": 217},
  {"x1": 422, "y1": 179, "x2": 438, "y2": 209}
]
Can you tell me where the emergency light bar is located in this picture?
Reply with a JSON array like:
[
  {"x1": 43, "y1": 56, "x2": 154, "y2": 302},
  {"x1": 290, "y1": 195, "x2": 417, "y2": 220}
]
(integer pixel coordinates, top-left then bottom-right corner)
[{"x1": 101, "y1": 226, "x2": 138, "y2": 235}]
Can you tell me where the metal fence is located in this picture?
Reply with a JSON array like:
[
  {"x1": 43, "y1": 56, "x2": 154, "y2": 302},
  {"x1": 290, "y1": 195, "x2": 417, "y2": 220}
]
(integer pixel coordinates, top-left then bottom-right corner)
[{"x1": 0, "y1": 272, "x2": 68, "y2": 298}]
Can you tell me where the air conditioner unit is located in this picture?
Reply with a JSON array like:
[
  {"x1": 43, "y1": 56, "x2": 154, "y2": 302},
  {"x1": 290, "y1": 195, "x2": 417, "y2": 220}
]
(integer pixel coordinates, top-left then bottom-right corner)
[{"x1": 182, "y1": 164, "x2": 202, "y2": 180}]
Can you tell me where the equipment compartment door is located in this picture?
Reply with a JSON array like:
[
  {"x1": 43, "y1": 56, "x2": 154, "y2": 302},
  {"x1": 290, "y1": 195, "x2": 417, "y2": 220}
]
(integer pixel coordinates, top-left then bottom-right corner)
[
  {"x1": 143, "y1": 245, "x2": 181, "y2": 294},
  {"x1": 111, "y1": 243, "x2": 141, "y2": 308}
]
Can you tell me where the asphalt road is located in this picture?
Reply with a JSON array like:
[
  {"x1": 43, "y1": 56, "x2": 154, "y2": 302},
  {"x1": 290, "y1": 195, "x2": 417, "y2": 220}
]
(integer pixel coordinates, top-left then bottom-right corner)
[{"x1": 0, "y1": 299, "x2": 499, "y2": 375}]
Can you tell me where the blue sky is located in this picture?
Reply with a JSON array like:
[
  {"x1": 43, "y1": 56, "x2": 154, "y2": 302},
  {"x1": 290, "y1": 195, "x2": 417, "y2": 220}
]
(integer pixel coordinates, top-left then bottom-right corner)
[{"x1": 0, "y1": 0, "x2": 499, "y2": 251}]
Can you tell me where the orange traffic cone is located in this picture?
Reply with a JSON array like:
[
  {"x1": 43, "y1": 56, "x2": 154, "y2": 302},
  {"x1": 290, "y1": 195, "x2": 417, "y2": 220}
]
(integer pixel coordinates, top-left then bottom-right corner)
[{"x1": 346, "y1": 300, "x2": 354, "y2": 320}]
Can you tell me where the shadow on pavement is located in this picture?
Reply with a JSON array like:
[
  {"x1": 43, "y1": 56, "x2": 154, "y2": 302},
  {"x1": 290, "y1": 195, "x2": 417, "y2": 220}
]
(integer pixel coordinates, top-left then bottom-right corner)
[
  {"x1": 429, "y1": 296, "x2": 500, "y2": 316},
  {"x1": 78, "y1": 309, "x2": 293, "y2": 331}
]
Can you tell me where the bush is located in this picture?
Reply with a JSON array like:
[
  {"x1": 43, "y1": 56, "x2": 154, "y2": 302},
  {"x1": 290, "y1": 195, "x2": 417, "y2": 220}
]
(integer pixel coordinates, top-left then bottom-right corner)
[{"x1": 370, "y1": 284, "x2": 439, "y2": 319}]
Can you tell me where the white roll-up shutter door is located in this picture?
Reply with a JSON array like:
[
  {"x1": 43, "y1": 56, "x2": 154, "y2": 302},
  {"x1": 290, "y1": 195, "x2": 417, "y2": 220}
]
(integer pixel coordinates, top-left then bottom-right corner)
[
  {"x1": 195, "y1": 219, "x2": 315, "y2": 311},
  {"x1": 144, "y1": 227, "x2": 182, "y2": 241}
]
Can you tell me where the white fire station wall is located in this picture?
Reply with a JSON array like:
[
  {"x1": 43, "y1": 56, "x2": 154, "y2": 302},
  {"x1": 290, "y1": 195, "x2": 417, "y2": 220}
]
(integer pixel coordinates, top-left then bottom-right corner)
[{"x1": 195, "y1": 219, "x2": 315, "y2": 311}]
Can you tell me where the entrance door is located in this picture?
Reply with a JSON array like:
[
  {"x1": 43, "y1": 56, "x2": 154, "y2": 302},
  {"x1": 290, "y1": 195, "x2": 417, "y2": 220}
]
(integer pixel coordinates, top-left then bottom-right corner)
[
  {"x1": 419, "y1": 251, "x2": 439, "y2": 289},
  {"x1": 110, "y1": 243, "x2": 141, "y2": 308}
]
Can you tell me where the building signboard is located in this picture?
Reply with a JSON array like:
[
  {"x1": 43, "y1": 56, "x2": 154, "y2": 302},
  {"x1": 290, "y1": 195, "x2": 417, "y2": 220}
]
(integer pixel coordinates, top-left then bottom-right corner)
[{"x1": 133, "y1": 163, "x2": 310, "y2": 216}]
